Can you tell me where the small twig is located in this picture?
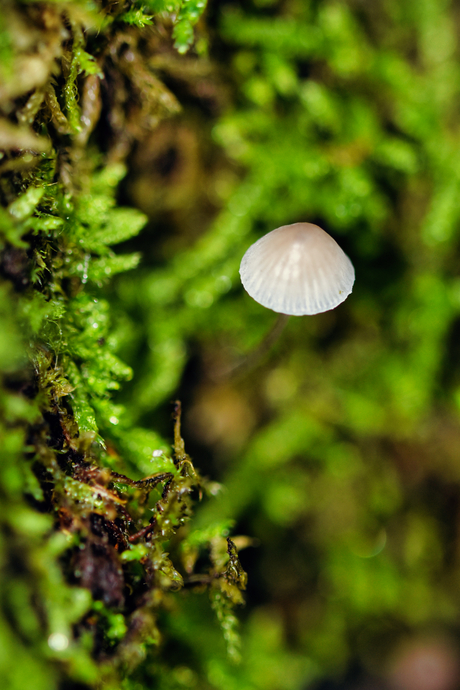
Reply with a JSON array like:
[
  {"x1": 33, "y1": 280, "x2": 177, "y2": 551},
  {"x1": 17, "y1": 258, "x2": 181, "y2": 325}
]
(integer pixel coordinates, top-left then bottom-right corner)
[
  {"x1": 128, "y1": 521, "x2": 156, "y2": 543},
  {"x1": 110, "y1": 470, "x2": 173, "y2": 489}
]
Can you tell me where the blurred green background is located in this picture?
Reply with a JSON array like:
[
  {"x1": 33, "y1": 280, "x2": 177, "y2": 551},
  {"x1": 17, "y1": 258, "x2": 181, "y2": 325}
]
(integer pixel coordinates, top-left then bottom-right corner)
[{"x1": 111, "y1": 0, "x2": 460, "y2": 687}]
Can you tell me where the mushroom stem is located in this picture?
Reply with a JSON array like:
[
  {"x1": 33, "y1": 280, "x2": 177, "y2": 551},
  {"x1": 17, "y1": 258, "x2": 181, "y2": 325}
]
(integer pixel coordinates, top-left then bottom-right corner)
[{"x1": 211, "y1": 313, "x2": 290, "y2": 381}]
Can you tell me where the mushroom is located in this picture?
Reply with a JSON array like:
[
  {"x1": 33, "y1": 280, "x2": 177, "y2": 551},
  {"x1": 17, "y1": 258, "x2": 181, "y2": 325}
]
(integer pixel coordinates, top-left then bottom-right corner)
[{"x1": 239, "y1": 222, "x2": 355, "y2": 315}]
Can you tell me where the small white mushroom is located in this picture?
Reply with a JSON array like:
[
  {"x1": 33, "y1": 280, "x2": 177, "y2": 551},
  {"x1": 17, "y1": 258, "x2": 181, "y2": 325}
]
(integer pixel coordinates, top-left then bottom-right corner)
[{"x1": 239, "y1": 222, "x2": 355, "y2": 316}]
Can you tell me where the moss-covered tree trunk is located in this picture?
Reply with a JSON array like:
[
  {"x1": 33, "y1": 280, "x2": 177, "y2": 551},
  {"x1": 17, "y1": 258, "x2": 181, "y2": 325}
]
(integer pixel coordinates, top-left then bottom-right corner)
[{"x1": 0, "y1": 2, "x2": 246, "y2": 688}]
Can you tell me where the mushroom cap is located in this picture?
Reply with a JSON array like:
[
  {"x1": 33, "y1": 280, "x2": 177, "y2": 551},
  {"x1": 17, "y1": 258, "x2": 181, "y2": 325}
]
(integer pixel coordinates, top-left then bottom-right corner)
[{"x1": 239, "y1": 222, "x2": 355, "y2": 316}]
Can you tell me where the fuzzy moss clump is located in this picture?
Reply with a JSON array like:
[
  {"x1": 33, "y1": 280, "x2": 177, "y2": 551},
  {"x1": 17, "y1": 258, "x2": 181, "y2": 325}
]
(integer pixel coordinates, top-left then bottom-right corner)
[{"x1": 0, "y1": 2, "x2": 245, "y2": 689}]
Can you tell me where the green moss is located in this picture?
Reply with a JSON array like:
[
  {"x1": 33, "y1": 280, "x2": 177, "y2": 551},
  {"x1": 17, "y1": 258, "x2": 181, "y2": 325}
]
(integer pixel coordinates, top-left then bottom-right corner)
[{"x1": 0, "y1": 1, "x2": 244, "y2": 688}]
